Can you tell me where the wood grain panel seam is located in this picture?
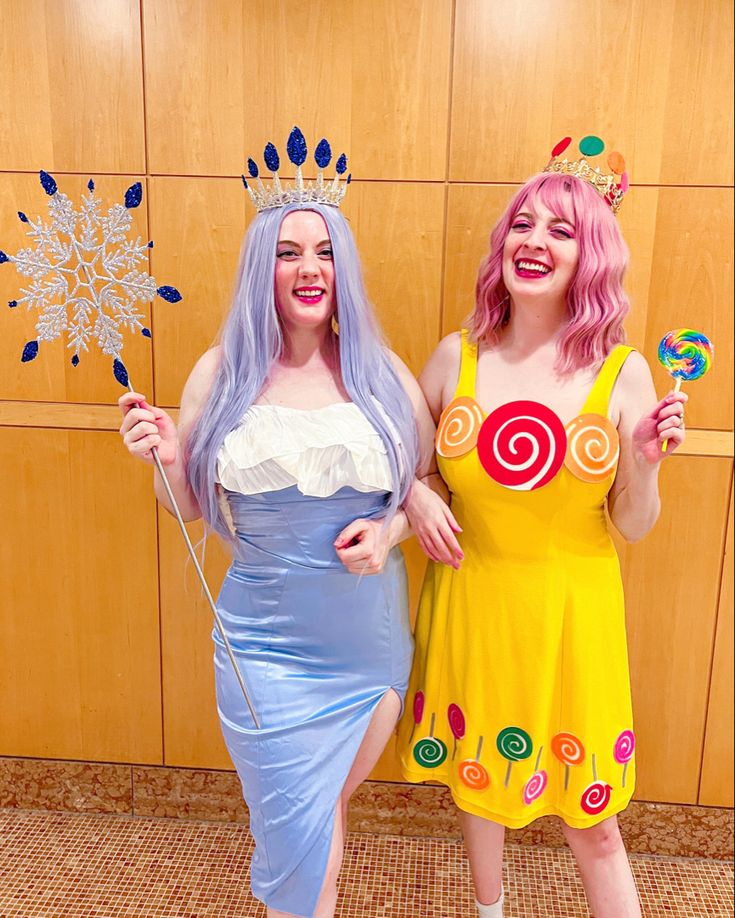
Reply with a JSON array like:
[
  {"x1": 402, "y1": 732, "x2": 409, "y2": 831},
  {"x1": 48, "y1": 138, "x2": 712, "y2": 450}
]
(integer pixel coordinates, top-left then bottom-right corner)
[
  {"x1": 438, "y1": 0, "x2": 459, "y2": 345},
  {"x1": 697, "y1": 467, "x2": 734, "y2": 805}
]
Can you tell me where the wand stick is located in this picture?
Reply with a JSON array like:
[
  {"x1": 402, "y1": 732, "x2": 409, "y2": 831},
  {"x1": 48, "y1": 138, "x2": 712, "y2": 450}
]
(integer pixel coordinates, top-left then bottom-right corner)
[{"x1": 130, "y1": 382, "x2": 260, "y2": 729}]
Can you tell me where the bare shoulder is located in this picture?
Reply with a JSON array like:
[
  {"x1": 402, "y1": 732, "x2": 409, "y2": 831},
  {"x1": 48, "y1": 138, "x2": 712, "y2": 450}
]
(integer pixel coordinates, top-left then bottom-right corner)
[
  {"x1": 617, "y1": 349, "x2": 653, "y2": 389},
  {"x1": 180, "y1": 346, "x2": 222, "y2": 428},
  {"x1": 420, "y1": 331, "x2": 461, "y2": 387}
]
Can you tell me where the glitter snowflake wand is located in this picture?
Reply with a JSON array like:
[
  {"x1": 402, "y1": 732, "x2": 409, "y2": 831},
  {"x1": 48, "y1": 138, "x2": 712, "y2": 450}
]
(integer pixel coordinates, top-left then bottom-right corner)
[{"x1": 1, "y1": 171, "x2": 260, "y2": 728}]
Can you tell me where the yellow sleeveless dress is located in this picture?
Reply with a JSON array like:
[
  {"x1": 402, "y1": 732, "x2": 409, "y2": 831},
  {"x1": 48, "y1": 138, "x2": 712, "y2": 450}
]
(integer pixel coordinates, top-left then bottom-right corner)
[{"x1": 398, "y1": 332, "x2": 637, "y2": 829}]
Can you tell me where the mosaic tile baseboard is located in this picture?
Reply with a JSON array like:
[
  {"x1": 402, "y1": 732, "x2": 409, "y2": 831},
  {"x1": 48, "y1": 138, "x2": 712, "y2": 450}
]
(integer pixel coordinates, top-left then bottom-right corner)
[{"x1": 1, "y1": 756, "x2": 732, "y2": 860}]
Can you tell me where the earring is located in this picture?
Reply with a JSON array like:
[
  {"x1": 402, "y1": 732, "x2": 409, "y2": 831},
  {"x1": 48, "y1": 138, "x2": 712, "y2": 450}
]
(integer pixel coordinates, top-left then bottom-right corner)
[{"x1": 331, "y1": 314, "x2": 340, "y2": 336}]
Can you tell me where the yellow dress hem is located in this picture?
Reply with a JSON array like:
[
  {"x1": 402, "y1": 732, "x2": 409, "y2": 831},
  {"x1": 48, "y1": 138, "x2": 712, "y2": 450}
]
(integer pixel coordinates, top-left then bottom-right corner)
[{"x1": 399, "y1": 765, "x2": 634, "y2": 830}]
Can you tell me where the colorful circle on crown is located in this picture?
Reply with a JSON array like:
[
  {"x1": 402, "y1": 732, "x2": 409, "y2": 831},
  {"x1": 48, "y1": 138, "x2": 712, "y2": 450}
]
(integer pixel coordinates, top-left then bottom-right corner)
[
  {"x1": 496, "y1": 726, "x2": 533, "y2": 762},
  {"x1": 551, "y1": 136, "x2": 573, "y2": 158},
  {"x1": 564, "y1": 413, "x2": 620, "y2": 483},
  {"x1": 436, "y1": 396, "x2": 484, "y2": 458},
  {"x1": 458, "y1": 759, "x2": 490, "y2": 791},
  {"x1": 523, "y1": 770, "x2": 548, "y2": 805},
  {"x1": 477, "y1": 401, "x2": 567, "y2": 491},
  {"x1": 551, "y1": 732, "x2": 586, "y2": 766},
  {"x1": 657, "y1": 328, "x2": 714, "y2": 381},
  {"x1": 413, "y1": 736, "x2": 448, "y2": 769},
  {"x1": 579, "y1": 135, "x2": 605, "y2": 157},
  {"x1": 608, "y1": 151, "x2": 626, "y2": 175},
  {"x1": 580, "y1": 781, "x2": 612, "y2": 815}
]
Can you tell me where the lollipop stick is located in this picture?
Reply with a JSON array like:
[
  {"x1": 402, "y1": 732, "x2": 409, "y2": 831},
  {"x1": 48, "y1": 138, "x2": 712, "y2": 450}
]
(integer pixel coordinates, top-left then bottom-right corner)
[
  {"x1": 661, "y1": 377, "x2": 682, "y2": 454},
  {"x1": 129, "y1": 384, "x2": 261, "y2": 729}
]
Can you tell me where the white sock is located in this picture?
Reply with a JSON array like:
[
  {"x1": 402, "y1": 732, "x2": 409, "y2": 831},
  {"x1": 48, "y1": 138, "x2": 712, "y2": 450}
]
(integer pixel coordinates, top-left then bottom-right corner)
[{"x1": 476, "y1": 889, "x2": 504, "y2": 917}]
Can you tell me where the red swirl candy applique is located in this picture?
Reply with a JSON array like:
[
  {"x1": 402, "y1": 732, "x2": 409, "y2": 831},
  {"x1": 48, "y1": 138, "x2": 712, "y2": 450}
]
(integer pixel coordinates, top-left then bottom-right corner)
[
  {"x1": 564, "y1": 413, "x2": 620, "y2": 483},
  {"x1": 580, "y1": 781, "x2": 612, "y2": 815},
  {"x1": 436, "y1": 396, "x2": 484, "y2": 458},
  {"x1": 477, "y1": 401, "x2": 567, "y2": 491}
]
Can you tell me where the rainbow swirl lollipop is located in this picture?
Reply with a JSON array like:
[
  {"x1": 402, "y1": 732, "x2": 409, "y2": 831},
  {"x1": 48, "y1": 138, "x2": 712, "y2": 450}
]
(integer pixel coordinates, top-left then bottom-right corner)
[
  {"x1": 657, "y1": 328, "x2": 713, "y2": 453},
  {"x1": 658, "y1": 328, "x2": 714, "y2": 383}
]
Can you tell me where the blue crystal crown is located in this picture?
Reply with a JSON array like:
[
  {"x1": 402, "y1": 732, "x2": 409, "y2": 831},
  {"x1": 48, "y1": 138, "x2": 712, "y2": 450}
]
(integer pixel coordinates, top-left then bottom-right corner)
[{"x1": 242, "y1": 127, "x2": 351, "y2": 212}]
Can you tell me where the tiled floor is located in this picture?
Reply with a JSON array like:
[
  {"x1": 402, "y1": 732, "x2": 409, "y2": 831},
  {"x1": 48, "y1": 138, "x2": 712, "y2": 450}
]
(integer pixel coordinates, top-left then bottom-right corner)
[{"x1": 0, "y1": 809, "x2": 732, "y2": 917}]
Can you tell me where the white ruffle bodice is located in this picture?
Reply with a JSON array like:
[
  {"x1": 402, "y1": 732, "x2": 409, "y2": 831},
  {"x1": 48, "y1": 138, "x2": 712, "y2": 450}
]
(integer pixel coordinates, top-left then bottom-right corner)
[{"x1": 216, "y1": 402, "x2": 394, "y2": 498}]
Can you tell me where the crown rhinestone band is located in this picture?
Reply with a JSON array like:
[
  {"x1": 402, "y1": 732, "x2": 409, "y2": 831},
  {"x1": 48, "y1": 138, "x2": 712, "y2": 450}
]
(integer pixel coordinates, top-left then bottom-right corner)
[
  {"x1": 543, "y1": 135, "x2": 628, "y2": 215},
  {"x1": 242, "y1": 126, "x2": 351, "y2": 212}
]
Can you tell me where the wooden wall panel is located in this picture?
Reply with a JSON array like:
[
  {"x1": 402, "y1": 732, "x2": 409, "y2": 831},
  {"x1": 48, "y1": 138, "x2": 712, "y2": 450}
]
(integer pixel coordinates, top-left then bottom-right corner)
[
  {"x1": 158, "y1": 516, "x2": 232, "y2": 769},
  {"x1": 450, "y1": 0, "x2": 733, "y2": 186},
  {"x1": 342, "y1": 182, "x2": 445, "y2": 376},
  {"x1": 643, "y1": 188, "x2": 733, "y2": 431},
  {"x1": 623, "y1": 458, "x2": 732, "y2": 803},
  {"x1": 143, "y1": 0, "x2": 452, "y2": 180},
  {"x1": 0, "y1": 0, "x2": 145, "y2": 173},
  {"x1": 0, "y1": 173, "x2": 154, "y2": 404},
  {"x1": 148, "y1": 178, "x2": 249, "y2": 407},
  {"x1": 699, "y1": 483, "x2": 734, "y2": 807},
  {"x1": 0, "y1": 428, "x2": 162, "y2": 763}
]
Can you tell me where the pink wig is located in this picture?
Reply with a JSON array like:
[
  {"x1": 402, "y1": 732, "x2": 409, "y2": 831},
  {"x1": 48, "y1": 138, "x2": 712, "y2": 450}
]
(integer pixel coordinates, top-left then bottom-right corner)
[{"x1": 469, "y1": 172, "x2": 630, "y2": 374}]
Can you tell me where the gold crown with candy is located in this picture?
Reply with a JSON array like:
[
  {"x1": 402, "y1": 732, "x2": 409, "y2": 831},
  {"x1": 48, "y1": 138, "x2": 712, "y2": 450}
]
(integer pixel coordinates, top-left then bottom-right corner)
[
  {"x1": 242, "y1": 126, "x2": 351, "y2": 212},
  {"x1": 543, "y1": 135, "x2": 628, "y2": 215}
]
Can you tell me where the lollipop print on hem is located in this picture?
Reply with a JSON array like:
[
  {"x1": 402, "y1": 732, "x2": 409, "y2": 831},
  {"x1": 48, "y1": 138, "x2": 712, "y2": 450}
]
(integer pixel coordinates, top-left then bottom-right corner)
[
  {"x1": 413, "y1": 713, "x2": 448, "y2": 769},
  {"x1": 458, "y1": 736, "x2": 491, "y2": 791},
  {"x1": 496, "y1": 726, "x2": 533, "y2": 787}
]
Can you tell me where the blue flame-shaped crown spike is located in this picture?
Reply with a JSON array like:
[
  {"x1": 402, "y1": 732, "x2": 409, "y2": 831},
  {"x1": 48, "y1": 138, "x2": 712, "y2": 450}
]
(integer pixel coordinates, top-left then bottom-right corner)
[
  {"x1": 287, "y1": 127, "x2": 308, "y2": 167},
  {"x1": 243, "y1": 129, "x2": 351, "y2": 211},
  {"x1": 39, "y1": 171, "x2": 57, "y2": 196},
  {"x1": 314, "y1": 139, "x2": 332, "y2": 169},
  {"x1": 264, "y1": 143, "x2": 280, "y2": 172},
  {"x1": 124, "y1": 182, "x2": 143, "y2": 209}
]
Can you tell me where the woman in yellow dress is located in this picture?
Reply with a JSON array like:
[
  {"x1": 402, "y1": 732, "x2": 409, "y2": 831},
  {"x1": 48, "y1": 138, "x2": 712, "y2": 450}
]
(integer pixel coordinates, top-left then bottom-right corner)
[{"x1": 399, "y1": 142, "x2": 686, "y2": 918}]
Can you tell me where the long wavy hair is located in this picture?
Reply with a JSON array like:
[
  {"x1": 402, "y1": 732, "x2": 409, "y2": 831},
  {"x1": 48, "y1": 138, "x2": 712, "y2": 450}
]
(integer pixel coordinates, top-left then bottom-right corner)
[
  {"x1": 469, "y1": 172, "x2": 629, "y2": 374},
  {"x1": 186, "y1": 202, "x2": 418, "y2": 540}
]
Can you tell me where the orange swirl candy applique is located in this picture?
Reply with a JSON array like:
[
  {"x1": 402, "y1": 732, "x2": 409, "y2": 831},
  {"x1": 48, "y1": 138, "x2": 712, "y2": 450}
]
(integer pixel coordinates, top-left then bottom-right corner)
[
  {"x1": 458, "y1": 735, "x2": 491, "y2": 791},
  {"x1": 551, "y1": 731, "x2": 586, "y2": 791},
  {"x1": 435, "y1": 396, "x2": 484, "y2": 458},
  {"x1": 564, "y1": 413, "x2": 620, "y2": 483}
]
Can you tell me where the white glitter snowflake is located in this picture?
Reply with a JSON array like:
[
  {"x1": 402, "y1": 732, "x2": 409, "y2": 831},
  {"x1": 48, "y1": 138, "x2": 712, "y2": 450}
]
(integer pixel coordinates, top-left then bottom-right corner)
[{"x1": 1, "y1": 171, "x2": 181, "y2": 385}]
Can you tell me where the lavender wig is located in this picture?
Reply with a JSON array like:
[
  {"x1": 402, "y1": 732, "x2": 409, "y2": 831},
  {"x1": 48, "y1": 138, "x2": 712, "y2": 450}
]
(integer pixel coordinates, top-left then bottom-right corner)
[
  {"x1": 186, "y1": 202, "x2": 418, "y2": 540},
  {"x1": 469, "y1": 172, "x2": 630, "y2": 374}
]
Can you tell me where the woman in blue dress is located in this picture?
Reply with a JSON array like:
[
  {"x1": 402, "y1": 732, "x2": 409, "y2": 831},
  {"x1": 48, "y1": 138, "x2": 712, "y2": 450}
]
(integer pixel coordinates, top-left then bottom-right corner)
[{"x1": 118, "y1": 133, "x2": 461, "y2": 917}]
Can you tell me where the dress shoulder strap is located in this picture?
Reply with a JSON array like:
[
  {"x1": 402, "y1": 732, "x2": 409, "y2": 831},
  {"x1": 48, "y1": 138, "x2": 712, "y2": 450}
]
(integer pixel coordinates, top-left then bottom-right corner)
[
  {"x1": 455, "y1": 329, "x2": 479, "y2": 399},
  {"x1": 583, "y1": 344, "x2": 636, "y2": 416}
]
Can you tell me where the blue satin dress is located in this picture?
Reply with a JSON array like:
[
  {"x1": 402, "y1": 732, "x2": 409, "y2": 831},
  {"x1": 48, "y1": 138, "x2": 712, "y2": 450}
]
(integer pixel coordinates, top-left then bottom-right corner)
[{"x1": 213, "y1": 405, "x2": 412, "y2": 917}]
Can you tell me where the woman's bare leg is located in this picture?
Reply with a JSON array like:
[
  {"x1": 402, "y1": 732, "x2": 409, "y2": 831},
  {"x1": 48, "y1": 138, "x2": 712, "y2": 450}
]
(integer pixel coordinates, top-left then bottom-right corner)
[
  {"x1": 457, "y1": 809, "x2": 506, "y2": 907},
  {"x1": 563, "y1": 816, "x2": 641, "y2": 918}
]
